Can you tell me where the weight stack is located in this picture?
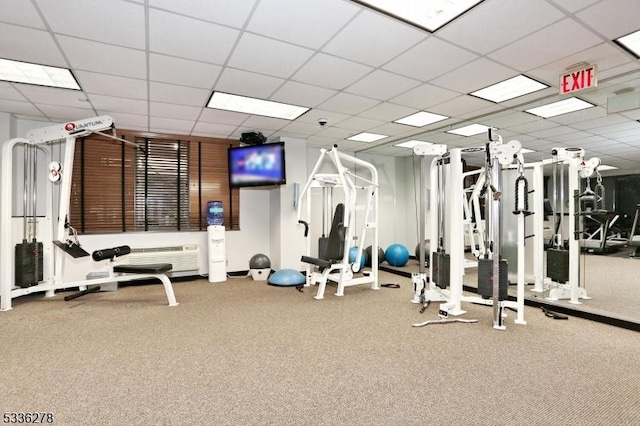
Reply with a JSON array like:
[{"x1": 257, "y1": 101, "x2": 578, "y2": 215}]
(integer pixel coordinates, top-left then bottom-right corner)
[
  {"x1": 432, "y1": 251, "x2": 450, "y2": 289},
  {"x1": 15, "y1": 240, "x2": 44, "y2": 288},
  {"x1": 477, "y1": 258, "x2": 508, "y2": 300},
  {"x1": 547, "y1": 248, "x2": 569, "y2": 283}
]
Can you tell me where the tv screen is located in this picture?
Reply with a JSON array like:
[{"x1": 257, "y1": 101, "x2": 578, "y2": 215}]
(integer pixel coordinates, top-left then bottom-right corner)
[{"x1": 228, "y1": 142, "x2": 286, "y2": 188}]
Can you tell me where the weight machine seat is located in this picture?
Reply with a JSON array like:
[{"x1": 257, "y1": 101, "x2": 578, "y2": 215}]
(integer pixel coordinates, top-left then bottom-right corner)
[
  {"x1": 113, "y1": 263, "x2": 173, "y2": 274},
  {"x1": 301, "y1": 203, "x2": 346, "y2": 267}
]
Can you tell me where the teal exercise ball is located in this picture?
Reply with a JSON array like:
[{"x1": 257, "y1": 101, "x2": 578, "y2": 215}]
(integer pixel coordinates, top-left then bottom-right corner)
[
  {"x1": 349, "y1": 247, "x2": 367, "y2": 270},
  {"x1": 385, "y1": 244, "x2": 409, "y2": 267},
  {"x1": 268, "y1": 269, "x2": 305, "y2": 287}
]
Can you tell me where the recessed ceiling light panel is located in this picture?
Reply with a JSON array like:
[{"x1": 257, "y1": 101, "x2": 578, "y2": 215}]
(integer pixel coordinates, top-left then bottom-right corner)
[
  {"x1": 395, "y1": 140, "x2": 433, "y2": 148},
  {"x1": 207, "y1": 92, "x2": 309, "y2": 120},
  {"x1": 394, "y1": 111, "x2": 449, "y2": 127},
  {"x1": 352, "y1": 0, "x2": 483, "y2": 32},
  {"x1": 0, "y1": 58, "x2": 80, "y2": 90},
  {"x1": 347, "y1": 132, "x2": 388, "y2": 143},
  {"x1": 446, "y1": 123, "x2": 489, "y2": 136},
  {"x1": 525, "y1": 97, "x2": 594, "y2": 118},
  {"x1": 615, "y1": 29, "x2": 640, "y2": 58},
  {"x1": 471, "y1": 75, "x2": 548, "y2": 103}
]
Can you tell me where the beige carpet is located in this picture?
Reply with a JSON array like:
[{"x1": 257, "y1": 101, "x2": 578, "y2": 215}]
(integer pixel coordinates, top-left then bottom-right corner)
[{"x1": 1, "y1": 271, "x2": 639, "y2": 426}]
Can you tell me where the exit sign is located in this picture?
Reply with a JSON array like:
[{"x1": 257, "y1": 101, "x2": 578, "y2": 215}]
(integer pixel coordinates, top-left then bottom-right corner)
[{"x1": 559, "y1": 65, "x2": 598, "y2": 95}]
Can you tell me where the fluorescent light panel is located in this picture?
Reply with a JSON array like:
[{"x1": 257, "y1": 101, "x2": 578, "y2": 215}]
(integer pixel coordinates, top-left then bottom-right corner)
[
  {"x1": 395, "y1": 140, "x2": 432, "y2": 149},
  {"x1": 447, "y1": 123, "x2": 489, "y2": 136},
  {"x1": 394, "y1": 111, "x2": 449, "y2": 127},
  {"x1": 615, "y1": 29, "x2": 640, "y2": 58},
  {"x1": 207, "y1": 92, "x2": 309, "y2": 120},
  {"x1": 353, "y1": 0, "x2": 483, "y2": 32},
  {"x1": 471, "y1": 75, "x2": 548, "y2": 103},
  {"x1": 0, "y1": 58, "x2": 80, "y2": 90},
  {"x1": 525, "y1": 97, "x2": 594, "y2": 118},
  {"x1": 347, "y1": 132, "x2": 388, "y2": 143}
]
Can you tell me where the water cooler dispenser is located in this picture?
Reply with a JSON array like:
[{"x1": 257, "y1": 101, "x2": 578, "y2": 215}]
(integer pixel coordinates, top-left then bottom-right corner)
[{"x1": 207, "y1": 201, "x2": 226, "y2": 282}]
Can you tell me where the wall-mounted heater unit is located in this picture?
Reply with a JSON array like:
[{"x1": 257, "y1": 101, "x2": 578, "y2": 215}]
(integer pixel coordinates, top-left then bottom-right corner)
[{"x1": 126, "y1": 244, "x2": 199, "y2": 272}]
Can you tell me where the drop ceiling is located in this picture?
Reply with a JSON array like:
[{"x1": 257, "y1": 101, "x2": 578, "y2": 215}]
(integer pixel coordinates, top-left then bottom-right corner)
[{"x1": 1, "y1": 0, "x2": 640, "y2": 173}]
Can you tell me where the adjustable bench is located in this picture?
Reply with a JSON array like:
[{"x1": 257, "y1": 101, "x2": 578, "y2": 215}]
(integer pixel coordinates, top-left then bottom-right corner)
[{"x1": 64, "y1": 246, "x2": 178, "y2": 306}]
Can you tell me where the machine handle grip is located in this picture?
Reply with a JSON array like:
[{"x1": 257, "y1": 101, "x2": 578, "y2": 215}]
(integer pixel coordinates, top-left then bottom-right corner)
[{"x1": 298, "y1": 220, "x2": 309, "y2": 237}]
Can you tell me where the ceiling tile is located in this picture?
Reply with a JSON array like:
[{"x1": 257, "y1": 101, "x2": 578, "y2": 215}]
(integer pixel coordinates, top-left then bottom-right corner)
[
  {"x1": 149, "y1": 9, "x2": 239, "y2": 64},
  {"x1": 149, "y1": 116, "x2": 195, "y2": 133},
  {"x1": 345, "y1": 69, "x2": 421, "y2": 101},
  {"x1": 292, "y1": 53, "x2": 373, "y2": 90},
  {"x1": 149, "y1": 54, "x2": 222, "y2": 89},
  {"x1": 431, "y1": 58, "x2": 516, "y2": 93},
  {"x1": 150, "y1": 102, "x2": 202, "y2": 120},
  {"x1": 0, "y1": 23, "x2": 66, "y2": 67},
  {"x1": 323, "y1": 9, "x2": 427, "y2": 67},
  {"x1": 570, "y1": 114, "x2": 629, "y2": 130},
  {"x1": 36, "y1": 104, "x2": 95, "y2": 121},
  {"x1": 489, "y1": 19, "x2": 603, "y2": 72},
  {"x1": 57, "y1": 36, "x2": 147, "y2": 79},
  {"x1": 294, "y1": 108, "x2": 350, "y2": 126},
  {"x1": 109, "y1": 112, "x2": 149, "y2": 131},
  {"x1": 247, "y1": 0, "x2": 359, "y2": 49},
  {"x1": 333, "y1": 115, "x2": 385, "y2": 131},
  {"x1": 149, "y1": 0, "x2": 257, "y2": 28},
  {"x1": 199, "y1": 108, "x2": 249, "y2": 126},
  {"x1": 576, "y1": 0, "x2": 640, "y2": 39},
  {"x1": 0, "y1": 82, "x2": 28, "y2": 101},
  {"x1": 36, "y1": 0, "x2": 145, "y2": 49},
  {"x1": 546, "y1": 0, "x2": 600, "y2": 13},
  {"x1": 383, "y1": 37, "x2": 478, "y2": 82},
  {"x1": 0, "y1": 0, "x2": 46, "y2": 29},
  {"x1": 241, "y1": 115, "x2": 290, "y2": 131},
  {"x1": 14, "y1": 85, "x2": 85, "y2": 107},
  {"x1": 0, "y1": 99, "x2": 42, "y2": 116},
  {"x1": 438, "y1": 0, "x2": 565, "y2": 55},
  {"x1": 358, "y1": 102, "x2": 416, "y2": 122},
  {"x1": 389, "y1": 84, "x2": 460, "y2": 109},
  {"x1": 215, "y1": 68, "x2": 284, "y2": 99},
  {"x1": 75, "y1": 71, "x2": 147, "y2": 100},
  {"x1": 149, "y1": 82, "x2": 210, "y2": 107},
  {"x1": 316, "y1": 92, "x2": 379, "y2": 115},
  {"x1": 429, "y1": 95, "x2": 495, "y2": 118},
  {"x1": 270, "y1": 81, "x2": 337, "y2": 108},
  {"x1": 191, "y1": 121, "x2": 239, "y2": 138},
  {"x1": 227, "y1": 33, "x2": 314, "y2": 79},
  {"x1": 89, "y1": 94, "x2": 148, "y2": 116}
]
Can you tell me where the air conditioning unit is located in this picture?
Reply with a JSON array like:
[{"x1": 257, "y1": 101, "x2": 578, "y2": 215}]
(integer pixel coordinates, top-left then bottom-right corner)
[{"x1": 126, "y1": 244, "x2": 199, "y2": 272}]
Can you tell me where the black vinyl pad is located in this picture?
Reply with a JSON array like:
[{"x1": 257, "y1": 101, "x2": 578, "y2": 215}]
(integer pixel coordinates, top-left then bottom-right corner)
[{"x1": 113, "y1": 263, "x2": 172, "y2": 274}]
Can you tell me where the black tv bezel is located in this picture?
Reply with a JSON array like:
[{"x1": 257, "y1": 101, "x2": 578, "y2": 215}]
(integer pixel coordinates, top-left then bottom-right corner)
[{"x1": 227, "y1": 141, "x2": 287, "y2": 189}]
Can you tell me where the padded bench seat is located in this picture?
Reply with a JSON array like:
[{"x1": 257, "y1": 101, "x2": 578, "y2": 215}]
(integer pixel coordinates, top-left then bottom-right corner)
[
  {"x1": 113, "y1": 263, "x2": 172, "y2": 274},
  {"x1": 301, "y1": 256, "x2": 332, "y2": 270}
]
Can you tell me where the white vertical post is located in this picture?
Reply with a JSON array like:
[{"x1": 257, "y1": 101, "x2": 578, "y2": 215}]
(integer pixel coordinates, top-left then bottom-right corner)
[{"x1": 531, "y1": 162, "x2": 545, "y2": 293}]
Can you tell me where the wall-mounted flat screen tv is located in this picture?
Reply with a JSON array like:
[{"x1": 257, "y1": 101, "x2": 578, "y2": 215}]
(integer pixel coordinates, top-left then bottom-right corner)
[{"x1": 228, "y1": 142, "x2": 286, "y2": 188}]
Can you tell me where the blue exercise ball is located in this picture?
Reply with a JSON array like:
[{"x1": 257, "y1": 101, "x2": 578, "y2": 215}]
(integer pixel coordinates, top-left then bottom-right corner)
[
  {"x1": 348, "y1": 247, "x2": 367, "y2": 270},
  {"x1": 385, "y1": 244, "x2": 409, "y2": 267},
  {"x1": 268, "y1": 269, "x2": 306, "y2": 287}
]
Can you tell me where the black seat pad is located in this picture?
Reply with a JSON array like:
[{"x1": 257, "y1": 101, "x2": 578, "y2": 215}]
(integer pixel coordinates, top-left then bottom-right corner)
[{"x1": 113, "y1": 263, "x2": 172, "y2": 274}]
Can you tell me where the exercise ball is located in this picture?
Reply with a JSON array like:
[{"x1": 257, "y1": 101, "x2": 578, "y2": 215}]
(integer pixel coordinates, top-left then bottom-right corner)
[
  {"x1": 385, "y1": 244, "x2": 409, "y2": 267},
  {"x1": 268, "y1": 269, "x2": 306, "y2": 287},
  {"x1": 249, "y1": 253, "x2": 271, "y2": 269},
  {"x1": 365, "y1": 245, "x2": 385, "y2": 267},
  {"x1": 415, "y1": 240, "x2": 430, "y2": 267},
  {"x1": 348, "y1": 247, "x2": 367, "y2": 270}
]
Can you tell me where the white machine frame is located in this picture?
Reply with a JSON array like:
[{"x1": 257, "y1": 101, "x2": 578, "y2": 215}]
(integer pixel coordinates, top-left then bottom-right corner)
[
  {"x1": 412, "y1": 132, "x2": 527, "y2": 330},
  {"x1": 1, "y1": 116, "x2": 178, "y2": 311},
  {"x1": 297, "y1": 146, "x2": 379, "y2": 299},
  {"x1": 543, "y1": 147, "x2": 599, "y2": 304}
]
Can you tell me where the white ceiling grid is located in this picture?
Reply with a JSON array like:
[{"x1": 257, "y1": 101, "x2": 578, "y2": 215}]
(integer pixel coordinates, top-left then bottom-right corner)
[{"x1": 0, "y1": 0, "x2": 638, "y2": 173}]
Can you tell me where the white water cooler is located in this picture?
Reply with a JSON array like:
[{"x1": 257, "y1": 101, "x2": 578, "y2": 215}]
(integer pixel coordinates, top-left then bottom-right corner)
[{"x1": 208, "y1": 225, "x2": 226, "y2": 282}]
